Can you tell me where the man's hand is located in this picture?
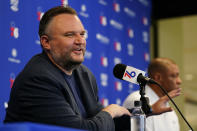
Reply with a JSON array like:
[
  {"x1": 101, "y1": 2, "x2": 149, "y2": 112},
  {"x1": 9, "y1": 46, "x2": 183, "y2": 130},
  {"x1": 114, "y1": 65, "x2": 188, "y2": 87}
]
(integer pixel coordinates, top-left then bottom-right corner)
[
  {"x1": 151, "y1": 88, "x2": 181, "y2": 115},
  {"x1": 102, "y1": 104, "x2": 131, "y2": 118}
]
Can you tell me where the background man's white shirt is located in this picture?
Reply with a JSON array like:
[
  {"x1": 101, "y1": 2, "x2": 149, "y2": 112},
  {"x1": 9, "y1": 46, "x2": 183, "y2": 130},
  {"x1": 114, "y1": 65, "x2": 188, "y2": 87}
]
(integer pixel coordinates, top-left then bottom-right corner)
[{"x1": 123, "y1": 86, "x2": 180, "y2": 131}]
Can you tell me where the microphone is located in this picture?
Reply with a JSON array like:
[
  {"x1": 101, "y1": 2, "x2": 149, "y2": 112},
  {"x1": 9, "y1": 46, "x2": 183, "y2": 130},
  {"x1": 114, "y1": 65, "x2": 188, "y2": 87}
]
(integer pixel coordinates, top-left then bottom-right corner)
[{"x1": 113, "y1": 63, "x2": 155, "y2": 85}]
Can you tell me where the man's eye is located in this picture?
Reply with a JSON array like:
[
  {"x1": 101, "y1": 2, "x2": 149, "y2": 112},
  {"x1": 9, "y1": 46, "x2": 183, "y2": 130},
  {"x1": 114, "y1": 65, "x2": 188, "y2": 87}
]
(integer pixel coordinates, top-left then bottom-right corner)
[
  {"x1": 80, "y1": 33, "x2": 86, "y2": 37},
  {"x1": 64, "y1": 32, "x2": 87, "y2": 38},
  {"x1": 64, "y1": 33, "x2": 75, "y2": 37},
  {"x1": 171, "y1": 74, "x2": 177, "y2": 78}
]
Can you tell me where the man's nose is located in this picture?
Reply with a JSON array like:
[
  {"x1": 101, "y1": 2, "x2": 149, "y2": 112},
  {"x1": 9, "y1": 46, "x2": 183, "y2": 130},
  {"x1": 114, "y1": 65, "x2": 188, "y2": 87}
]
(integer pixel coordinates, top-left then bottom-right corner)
[
  {"x1": 75, "y1": 34, "x2": 85, "y2": 44},
  {"x1": 177, "y1": 77, "x2": 182, "y2": 85}
]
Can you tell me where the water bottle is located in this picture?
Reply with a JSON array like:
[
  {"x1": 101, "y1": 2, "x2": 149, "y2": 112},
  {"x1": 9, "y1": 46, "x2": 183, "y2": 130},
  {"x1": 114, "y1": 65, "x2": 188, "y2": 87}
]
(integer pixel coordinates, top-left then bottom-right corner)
[{"x1": 130, "y1": 100, "x2": 146, "y2": 131}]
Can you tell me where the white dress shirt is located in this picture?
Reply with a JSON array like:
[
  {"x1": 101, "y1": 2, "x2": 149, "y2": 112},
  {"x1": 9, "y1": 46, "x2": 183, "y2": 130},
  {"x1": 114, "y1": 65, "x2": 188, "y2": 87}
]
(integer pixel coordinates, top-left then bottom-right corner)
[{"x1": 123, "y1": 86, "x2": 180, "y2": 131}]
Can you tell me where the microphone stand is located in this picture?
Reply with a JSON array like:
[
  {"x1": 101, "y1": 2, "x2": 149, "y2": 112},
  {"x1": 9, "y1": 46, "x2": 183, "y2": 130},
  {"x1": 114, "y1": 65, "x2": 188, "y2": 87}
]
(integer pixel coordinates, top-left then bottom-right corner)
[
  {"x1": 138, "y1": 81, "x2": 152, "y2": 115},
  {"x1": 130, "y1": 80, "x2": 151, "y2": 131}
]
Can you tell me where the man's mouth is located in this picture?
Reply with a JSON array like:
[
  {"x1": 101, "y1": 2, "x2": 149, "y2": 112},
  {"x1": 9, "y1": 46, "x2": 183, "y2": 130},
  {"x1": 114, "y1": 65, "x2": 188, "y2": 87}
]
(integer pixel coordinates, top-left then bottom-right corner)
[{"x1": 73, "y1": 47, "x2": 84, "y2": 55}]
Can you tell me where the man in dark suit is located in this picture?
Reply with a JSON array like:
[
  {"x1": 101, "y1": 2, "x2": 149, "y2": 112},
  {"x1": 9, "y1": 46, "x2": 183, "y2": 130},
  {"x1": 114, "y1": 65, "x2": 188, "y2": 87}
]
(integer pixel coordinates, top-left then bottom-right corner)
[{"x1": 4, "y1": 6, "x2": 180, "y2": 131}]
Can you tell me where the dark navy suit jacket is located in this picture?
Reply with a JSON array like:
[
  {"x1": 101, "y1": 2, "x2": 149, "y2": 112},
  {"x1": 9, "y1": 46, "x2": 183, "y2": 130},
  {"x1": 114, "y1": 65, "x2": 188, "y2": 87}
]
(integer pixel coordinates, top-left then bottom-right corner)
[{"x1": 4, "y1": 52, "x2": 129, "y2": 131}]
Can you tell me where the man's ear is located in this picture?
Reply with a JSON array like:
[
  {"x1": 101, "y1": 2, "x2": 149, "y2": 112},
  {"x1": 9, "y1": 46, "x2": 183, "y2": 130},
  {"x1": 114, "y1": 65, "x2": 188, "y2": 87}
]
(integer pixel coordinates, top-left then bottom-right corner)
[
  {"x1": 154, "y1": 72, "x2": 162, "y2": 82},
  {"x1": 40, "y1": 35, "x2": 50, "y2": 50}
]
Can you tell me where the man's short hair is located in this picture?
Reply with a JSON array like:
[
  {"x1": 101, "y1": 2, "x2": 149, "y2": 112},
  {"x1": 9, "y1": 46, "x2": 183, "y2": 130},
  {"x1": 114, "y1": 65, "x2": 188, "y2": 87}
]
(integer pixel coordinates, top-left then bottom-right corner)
[
  {"x1": 148, "y1": 57, "x2": 176, "y2": 78},
  {"x1": 38, "y1": 6, "x2": 77, "y2": 37}
]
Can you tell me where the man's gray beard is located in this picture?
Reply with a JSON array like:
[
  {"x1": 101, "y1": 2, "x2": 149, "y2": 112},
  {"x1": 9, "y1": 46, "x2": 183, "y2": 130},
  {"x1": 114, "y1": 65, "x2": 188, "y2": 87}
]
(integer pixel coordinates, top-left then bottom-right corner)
[
  {"x1": 51, "y1": 53, "x2": 83, "y2": 72},
  {"x1": 62, "y1": 60, "x2": 82, "y2": 71}
]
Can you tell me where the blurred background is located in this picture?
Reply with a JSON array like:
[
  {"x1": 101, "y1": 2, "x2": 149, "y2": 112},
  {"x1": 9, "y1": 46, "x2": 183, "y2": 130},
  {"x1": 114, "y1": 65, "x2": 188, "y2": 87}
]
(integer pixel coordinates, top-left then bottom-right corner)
[{"x1": 151, "y1": 0, "x2": 197, "y2": 130}]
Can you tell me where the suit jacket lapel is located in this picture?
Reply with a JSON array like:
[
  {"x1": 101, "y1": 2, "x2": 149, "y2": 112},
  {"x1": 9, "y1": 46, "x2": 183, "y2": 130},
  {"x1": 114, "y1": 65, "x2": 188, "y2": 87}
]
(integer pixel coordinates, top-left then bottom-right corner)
[
  {"x1": 59, "y1": 73, "x2": 81, "y2": 115},
  {"x1": 42, "y1": 52, "x2": 80, "y2": 115},
  {"x1": 75, "y1": 68, "x2": 102, "y2": 117}
]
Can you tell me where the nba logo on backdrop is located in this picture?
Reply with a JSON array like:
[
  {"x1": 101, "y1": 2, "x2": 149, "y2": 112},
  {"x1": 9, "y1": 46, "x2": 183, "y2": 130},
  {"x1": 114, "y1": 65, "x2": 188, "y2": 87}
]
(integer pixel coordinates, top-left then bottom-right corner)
[
  {"x1": 100, "y1": 16, "x2": 107, "y2": 26},
  {"x1": 115, "y1": 81, "x2": 122, "y2": 91},
  {"x1": 61, "y1": 0, "x2": 68, "y2": 6},
  {"x1": 37, "y1": 11, "x2": 44, "y2": 21},
  {"x1": 10, "y1": 24, "x2": 19, "y2": 39},
  {"x1": 114, "y1": 41, "x2": 121, "y2": 52},
  {"x1": 128, "y1": 28, "x2": 134, "y2": 38},
  {"x1": 142, "y1": 17, "x2": 148, "y2": 26},
  {"x1": 9, "y1": 73, "x2": 15, "y2": 88},
  {"x1": 113, "y1": 2, "x2": 120, "y2": 12},
  {"x1": 101, "y1": 56, "x2": 108, "y2": 67},
  {"x1": 101, "y1": 98, "x2": 109, "y2": 107},
  {"x1": 144, "y1": 52, "x2": 150, "y2": 61}
]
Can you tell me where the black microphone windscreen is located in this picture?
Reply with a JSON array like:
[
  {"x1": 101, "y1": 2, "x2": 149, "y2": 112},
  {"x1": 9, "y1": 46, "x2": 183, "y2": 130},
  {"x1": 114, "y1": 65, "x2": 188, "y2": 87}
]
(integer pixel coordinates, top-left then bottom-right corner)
[
  {"x1": 137, "y1": 73, "x2": 144, "y2": 83},
  {"x1": 113, "y1": 64, "x2": 126, "y2": 79}
]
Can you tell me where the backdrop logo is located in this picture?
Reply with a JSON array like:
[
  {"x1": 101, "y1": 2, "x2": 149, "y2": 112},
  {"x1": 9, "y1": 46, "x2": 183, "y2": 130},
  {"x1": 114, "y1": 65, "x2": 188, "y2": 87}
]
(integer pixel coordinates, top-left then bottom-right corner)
[
  {"x1": 138, "y1": 0, "x2": 149, "y2": 6},
  {"x1": 110, "y1": 19, "x2": 123, "y2": 30},
  {"x1": 96, "y1": 33, "x2": 110, "y2": 44},
  {"x1": 10, "y1": 24, "x2": 19, "y2": 39},
  {"x1": 37, "y1": 11, "x2": 44, "y2": 21},
  {"x1": 9, "y1": 73, "x2": 15, "y2": 88},
  {"x1": 4, "y1": 102, "x2": 8, "y2": 109},
  {"x1": 8, "y1": 48, "x2": 21, "y2": 64},
  {"x1": 124, "y1": 7, "x2": 136, "y2": 17},
  {"x1": 79, "y1": 4, "x2": 89, "y2": 18},
  {"x1": 127, "y1": 43, "x2": 134, "y2": 56},
  {"x1": 116, "y1": 98, "x2": 121, "y2": 105},
  {"x1": 142, "y1": 17, "x2": 148, "y2": 26},
  {"x1": 142, "y1": 31, "x2": 148, "y2": 43},
  {"x1": 100, "y1": 73, "x2": 108, "y2": 87},
  {"x1": 61, "y1": 0, "x2": 68, "y2": 6},
  {"x1": 101, "y1": 56, "x2": 108, "y2": 67},
  {"x1": 100, "y1": 16, "x2": 107, "y2": 26},
  {"x1": 84, "y1": 50, "x2": 92, "y2": 60},
  {"x1": 98, "y1": 0, "x2": 107, "y2": 6},
  {"x1": 128, "y1": 28, "x2": 134, "y2": 38},
  {"x1": 10, "y1": 0, "x2": 19, "y2": 12},
  {"x1": 84, "y1": 29, "x2": 88, "y2": 39},
  {"x1": 35, "y1": 35, "x2": 41, "y2": 45},
  {"x1": 115, "y1": 81, "x2": 122, "y2": 91},
  {"x1": 114, "y1": 57, "x2": 121, "y2": 65},
  {"x1": 128, "y1": 83, "x2": 134, "y2": 93},
  {"x1": 101, "y1": 98, "x2": 109, "y2": 106},
  {"x1": 114, "y1": 41, "x2": 121, "y2": 52},
  {"x1": 144, "y1": 52, "x2": 150, "y2": 62},
  {"x1": 113, "y1": 2, "x2": 120, "y2": 12}
]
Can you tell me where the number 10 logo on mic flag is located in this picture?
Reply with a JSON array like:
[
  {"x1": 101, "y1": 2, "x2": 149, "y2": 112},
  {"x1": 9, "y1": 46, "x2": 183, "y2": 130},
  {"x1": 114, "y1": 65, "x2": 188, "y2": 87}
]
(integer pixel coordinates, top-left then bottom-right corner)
[{"x1": 123, "y1": 66, "x2": 146, "y2": 85}]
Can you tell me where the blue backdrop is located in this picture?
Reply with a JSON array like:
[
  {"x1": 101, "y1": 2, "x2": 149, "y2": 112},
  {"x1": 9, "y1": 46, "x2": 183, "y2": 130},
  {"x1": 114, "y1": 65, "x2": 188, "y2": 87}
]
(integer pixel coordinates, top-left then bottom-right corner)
[{"x1": 0, "y1": 0, "x2": 151, "y2": 123}]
